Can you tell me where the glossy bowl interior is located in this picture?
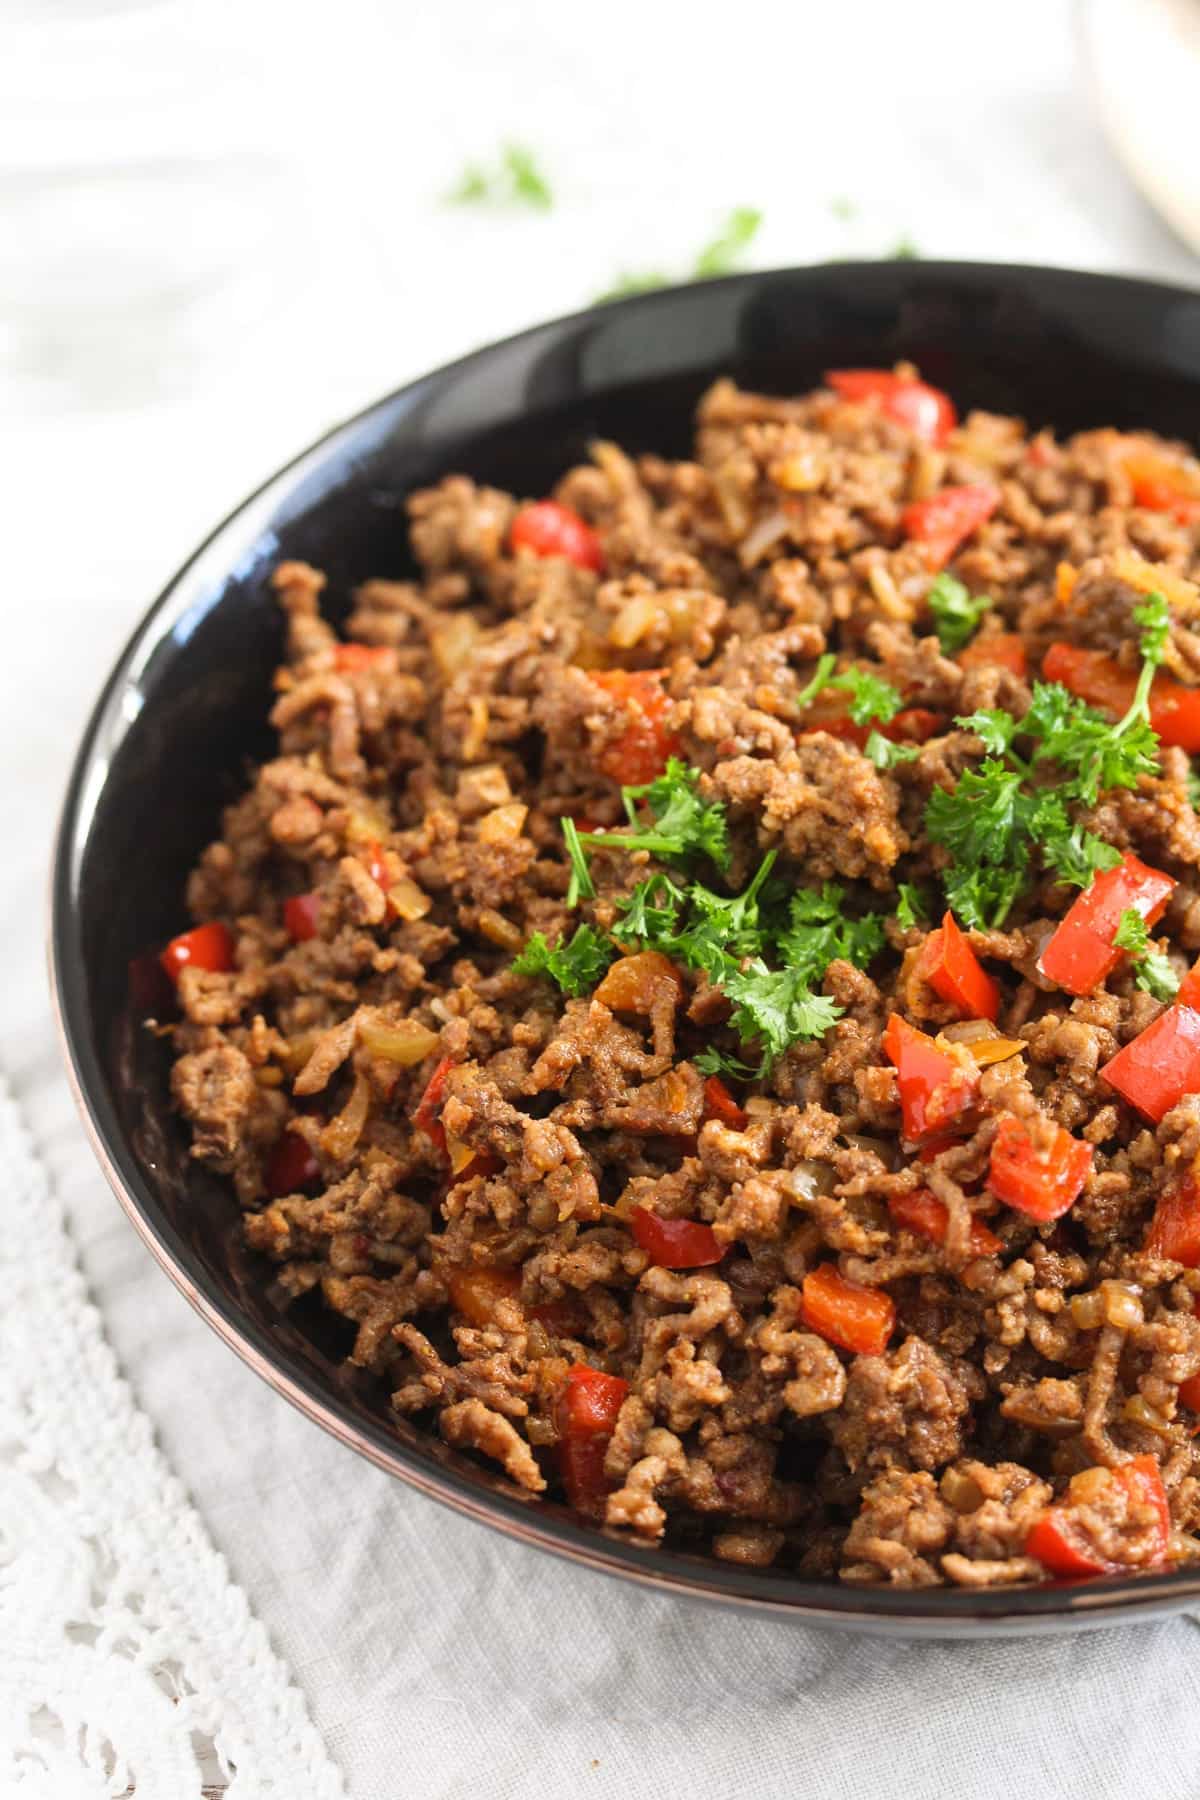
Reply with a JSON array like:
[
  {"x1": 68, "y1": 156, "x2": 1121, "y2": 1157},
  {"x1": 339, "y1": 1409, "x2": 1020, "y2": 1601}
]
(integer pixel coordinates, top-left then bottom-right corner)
[{"x1": 52, "y1": 262, "x2": 1200, "y2": 1633}]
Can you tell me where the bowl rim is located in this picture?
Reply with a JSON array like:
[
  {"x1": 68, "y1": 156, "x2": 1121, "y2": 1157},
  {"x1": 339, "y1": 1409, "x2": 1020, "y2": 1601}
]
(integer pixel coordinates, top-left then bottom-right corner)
[{"x1": 49, "y1": 259, "x2": 1200, "y2": 1633}]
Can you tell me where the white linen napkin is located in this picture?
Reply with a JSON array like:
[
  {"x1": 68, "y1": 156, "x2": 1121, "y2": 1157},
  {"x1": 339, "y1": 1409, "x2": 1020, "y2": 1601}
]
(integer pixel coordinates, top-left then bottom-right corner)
[{"x1": 0, "y1": 1075, "x2": 346, "y2": 1800}]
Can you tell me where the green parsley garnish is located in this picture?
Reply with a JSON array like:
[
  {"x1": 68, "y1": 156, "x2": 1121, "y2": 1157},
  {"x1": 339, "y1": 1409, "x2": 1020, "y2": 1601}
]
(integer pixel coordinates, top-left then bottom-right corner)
[
  {"x1": 927, "y1": 593, "x2": 1171, "y2": 927},
  {"x1": 721, "y1": 963, "x2": 843, "y2": 1070},
  {"x1": 795, "y1": 658, "x2": 903, "y2": 727},
  {"x1": 895, "y1": 883, "x2": 928, "y2": 929},
  {"x1": 552, "y1": 767, "x2": 885, "y2": 1073},
  {"x1": 597, "y1": 206, "x2": 762, "y2": 302},
  {"x1": 610, "y1": 856, "x2": 883, "y2": 1073},
  {"x1": 890, "y1": 235, "x2": 920, "y2": 260},
  {"x1": 694, "y1": 1047, "x2": 759, "y2": 1080},
  {"x1": 512, "y1": 924, "x2": 613, "y2": 997},
  {"x1": 446, "y1": 143, "x2": 552, "y2": 210},
  {"x1": 560, "y1": 817, "x2": 595, "y2": 906},
  {"x1": 693, "y1": 207, "x2": 763, "y2": 278},
  {"x1": 1113, "y1": 907, "x2": 1180, "y2": 1002},
  {"x1": 776, "y1": 883, "x2": 887, "y2": 983},
  {"x1": 864, "y1": 731, "x2": 920, "y2": 770},
  {"x1": 927, "y1": 573, "x2": 991, "y2": 653},
  {"x1": 577, "y1": 758, "x2": 730, "y2": 870}
]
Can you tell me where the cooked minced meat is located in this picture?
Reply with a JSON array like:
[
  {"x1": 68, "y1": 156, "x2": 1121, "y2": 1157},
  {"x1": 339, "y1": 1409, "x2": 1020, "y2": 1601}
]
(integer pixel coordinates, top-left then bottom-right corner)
[{"x1": 161, "y1": 368, "x2": 1200, "y2": 1588}]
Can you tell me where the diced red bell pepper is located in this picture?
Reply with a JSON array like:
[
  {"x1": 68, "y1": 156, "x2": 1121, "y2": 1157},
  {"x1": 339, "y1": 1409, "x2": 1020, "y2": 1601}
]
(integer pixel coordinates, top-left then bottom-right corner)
[
  {"x1": 448, "y1": 1264, "x2": 521, "y2": 1326},
  {"x1": 1043, "y1": 642, "x2": 1200, "y2": 754},
  {"x1": 800, "y1": 1262, "x2": 896, "y2": 1357},
  {"x1": 988, "y1": 1114, "x2": 1092, "y2": 1222},
  {"x1": 1122, "y1": 447, "x2": 1200, "y2": 525},
  {"x1": 589, "y1": 668, "x2": 682, "y2": 785},
  {"x1": 333, "y1": 642, "x2": 394, "y2": 671},
  {"x1": 887, "y1": 1189, "x2": 1002, "y2": 1257},
  {"x1": 825, "y1": 369, "x2": 957, "y2": 446},
  {"x1": 1037, "y1": 852, "x2": 1176, "y2": 997},
  {"x1": 1178, "y1": 1371, "x2": 1200, "y2": 1412},
  {"x1": 1144, "y1": 1179, "x2": 1200, "y2": 1266},
  {"x1": 702, "y1": 1075, "x2": 749, "y2": 1131},
  {"x1": 1026, "y1": 1456, "x2": 1170, "y2": 1578},
  {"x1": 1101, "y1": 1005, "x2": 1200, "y2": 1123},
  {"x1": 629, "y1": 1205, "x2": 723, "y2": 1269},
  {"x1": 902, "y1": 484, "x2": 999, "y2": 571},
  {"x1": 806, "y1": 703, "x2": 943, "y2": 751},
  {"x1": 265, "y1": 1129, "x2": 321, "y2": 1198},
  {"x1": 283, "y1": 892, "x2": 322, "y2": 942},
  {"x1": 882, "y1": 1013, "x2": 980, "y2": 1142},
  {"x1": 510, "y1": 500, "x2": 604, "y2": 572},
  {"x1": 159, "y1": 921, "x2": 234, "y2": 985},
  {"x1": 557, "y1": 1363, "x2": 629, "y2": 1515},
  {"x1": 916, "y1": 911, "x2": 1000, "y2": 1022},
  {"x1": 957, "y1": 632, "x2": 1028, "y2": 677},
  {"x1": 1177, "y1": 958, "x2": 1200, "y2": 1011},
  {"x1": 413, "y1": 1055, "x2": 456, "y2": 1154}
]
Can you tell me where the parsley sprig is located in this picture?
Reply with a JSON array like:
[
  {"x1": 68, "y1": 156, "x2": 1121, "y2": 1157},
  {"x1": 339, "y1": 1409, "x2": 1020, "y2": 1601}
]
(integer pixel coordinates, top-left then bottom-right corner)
[
  {"x1": 512, "y1": 924, "x2": 613, "y2": 997},
  {"x1": 446, "y1": 144, "x2": 553, "y2": 210},
  {"x1": 927, "y1": 593, "x2": 1169, "y2": 927},
  {"x1": 927, "y1": 573, "x2": 991, "y2": 653},
  {"x1": 795, "y1": 656, "x2": 904, "y2": 726},
  {"x1": 575, "y1": 759, "x2": 730, "y2": 871},
  {"x1": 1113, "y1": 908, "x2": 1179, "y2": 1002},
  {"x1": 530, "y1": 761, "x2": 886, "y2": 1074},
  {"x1": 598, "y1": 207, "x2": 762, "y2": 302}
]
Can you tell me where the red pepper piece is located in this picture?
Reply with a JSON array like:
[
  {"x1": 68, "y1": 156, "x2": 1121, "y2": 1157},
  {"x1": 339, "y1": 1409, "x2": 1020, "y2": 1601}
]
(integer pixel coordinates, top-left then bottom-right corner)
[
  {"x1": 159, "y1": 921, "x2": 234, "y2": 985},
  {"x1": 283, "y1": 892, "x2": 322, "y2": 942},
  {"x1": 882, "y1": 1013, "x2": 980, "y2": 1142},
  {"x1": 589, "y1": 668, "x2": 682, "y2": 785},
  {"x1": 1122, "y1": 447, "x2": 1200, "y2": 525},
  {"x1": 1101, "y1": 1005, "x2": 1200, "y2": 1123},
  {"x1": 702, "y1": 1075, "x2": 749, "y2": 1131},
  {"x1": 1037, "y1": 852, "x2": 1176, "y2": 997},
  {"x1": 1178, "y1": 1371, "x2": 1200, "y2": 1412},
  {"x1": 988, "y1": 1114, "x2": 1092, "y2": 1222},
  {"x1": 413, "y1": 1055, "x2": 456, "y2": 1155},
  {"x1": 1044, "y1": 642, "x2": 1200, "y2": 754},
  {"x1": 902, "y1": 483, "x2": 999, "y2": 570},
  {"x1": 510, "y1": 500, "x2": 604, "y2": 572},
  {"x1": 803, "y1": 703, "x2": 944, "y2": 751},
  {"x1": 800, "y1": 1263, "x2": 895, "y2": 1357},
  {"x1": 1144, "y1": 1179, "x2": 1200, "y2": 1266},
  {"x1": 1026, "y1": 1456, "x2": 1170, "y2": 1578},
  {"x1": 265, "y1": 1130, "x2": 321, "y2": 1198},
  {"x1": 957, "y1": 632, "x2": 1028, "y2": 677},
  {"x1": 1177, "y1": 958, "x2": 1200, "y2": 1010},
  {"x1": 333, "y1": 642, "x2": 394, "y2": 671},
  {"x1": 887, "y1": 1189, "x2": 1002, "y2": 1258},
  {"x1": 557, "y1": 1363, "x2": 629, "y2": 1515},
  {"x1": 448, "y1": 1264, "x2": 521, "y2": 1326},
  {"x1": 916, "y1": 911, "x2": 1000, "y2": 1022},
  {"x1": 825, "y1": 369, "x2": 956, "y2": 446},
  {"x1": 629, "y1": 1205, "x2": 723, "y2": 1269}
]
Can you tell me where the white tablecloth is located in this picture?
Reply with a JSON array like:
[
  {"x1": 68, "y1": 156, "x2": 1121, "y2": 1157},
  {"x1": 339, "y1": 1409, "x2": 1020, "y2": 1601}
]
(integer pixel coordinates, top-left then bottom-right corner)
[{"x1": 5, "y1": 3, "x2": 1200, "y2": 1795}]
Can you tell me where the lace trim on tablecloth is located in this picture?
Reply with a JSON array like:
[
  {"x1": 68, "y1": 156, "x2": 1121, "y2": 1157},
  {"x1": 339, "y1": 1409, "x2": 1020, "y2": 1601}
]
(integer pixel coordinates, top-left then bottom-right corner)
[{"x1": 0, "y1": 1073, "x2": 345, "y2": 1800}]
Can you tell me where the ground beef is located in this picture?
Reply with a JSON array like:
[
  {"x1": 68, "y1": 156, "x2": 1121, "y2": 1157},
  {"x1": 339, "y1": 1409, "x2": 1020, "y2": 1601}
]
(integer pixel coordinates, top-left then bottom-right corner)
[{"x1": 161, "y1": 373, "x2": 1200, "y2": 1588}]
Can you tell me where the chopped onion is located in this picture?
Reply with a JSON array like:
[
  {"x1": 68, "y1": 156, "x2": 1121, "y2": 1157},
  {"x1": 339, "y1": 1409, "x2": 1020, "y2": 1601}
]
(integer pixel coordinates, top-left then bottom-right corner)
[
  {"x1": 430, "y1": 613, "x2": 480, "y2": 680},
  {"x1": 320, "y1": 1071, "x2": 371, "y2": 1160},
  {"x1": 359, "y1": 1015, "x2": 440, "y2": 1065},
  {"x1": 477, "y1": 802, "x2": 529, "y2": 845},
  {"x1": 738, "y1": 508, "x2": 792, "y2": 568}
]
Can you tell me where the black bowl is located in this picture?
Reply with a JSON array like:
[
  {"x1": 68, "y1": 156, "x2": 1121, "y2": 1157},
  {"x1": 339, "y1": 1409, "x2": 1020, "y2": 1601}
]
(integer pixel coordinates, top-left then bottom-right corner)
[{"x1": 51, "y1": 261, "x2": 1200, "y2": 1634}]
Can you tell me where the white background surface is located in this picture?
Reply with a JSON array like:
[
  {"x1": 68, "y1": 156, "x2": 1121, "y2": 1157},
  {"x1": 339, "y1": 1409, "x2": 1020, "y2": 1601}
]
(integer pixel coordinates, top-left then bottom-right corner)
[{"x1": 5, "y1": 2, "x2": 1200, "y2": 1795}]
